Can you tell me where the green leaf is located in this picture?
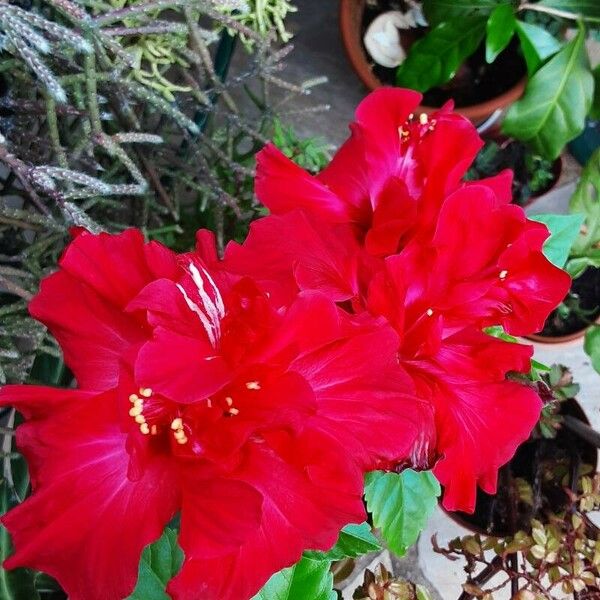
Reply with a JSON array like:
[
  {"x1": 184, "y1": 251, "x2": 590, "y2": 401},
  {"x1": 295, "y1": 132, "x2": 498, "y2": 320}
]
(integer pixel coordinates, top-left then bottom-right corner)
[
  {"x1": 484, "y1": 325, "x2": 518, "y2": 343},
  {"x1": 537, "y1": 0, "x2": 600, "y2": 23},
  {"x1": 304, "y1": 522, "x2": 381, "y2": 561},
  {"x1": 529, "y1": 213, "x2": 586, "y2": 267},
  {"x1": 569, "y1": 147, "x2": 600, "y2": 257},
  {"x1": 502, "y1": 24, "x2": 594, "y2": 160},
  {"x1": 0, "y1": 480, "x2": 39, "y2": 600},
  {"x1": 486, "y1": 4, "x2": 516, "y2": 63},
  {"x1": 364, "y1": 470, "x2": 441, "y2": 557},
  {"x1": 423, "y1": 0, "x2": 510, "y2": 26},
  {"x1": 566, "y1": 253, "x2": 600, "y2": 278},
  {"x1": 126, "y1": 528, "x2": 183, "y2": 600},
  {"x1": 396, "y1": 16, "x2": 487, "y2": 92},
  {"x1": 584, "y1": 325, "x2": 600, "y2": 374},
  {"x1": 252, "y1": 557, "x2": 336, "y2": 600},
  {"x1": 515, "y1": 21, "x2": 562, "y2": 76}
]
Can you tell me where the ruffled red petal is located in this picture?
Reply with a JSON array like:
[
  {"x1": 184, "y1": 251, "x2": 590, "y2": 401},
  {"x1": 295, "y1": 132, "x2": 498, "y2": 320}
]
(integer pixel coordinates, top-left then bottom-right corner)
[
  {"x1": 168, "y1": 430, "x2": 365, "y2": 600},
  {"x1": 0, "y1": 385, "x2": 179, "y2": 600}
]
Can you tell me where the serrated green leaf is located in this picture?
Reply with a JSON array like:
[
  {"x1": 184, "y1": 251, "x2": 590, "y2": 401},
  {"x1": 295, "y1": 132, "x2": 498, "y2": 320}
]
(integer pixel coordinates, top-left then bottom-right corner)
[
  {"x1": 502, "y1": 24, "x2": 594, "y2": 160},
  {"x1": 396, "y1": 16, "x2": 487, "y2": 92},
  {"x1": 515, "y1": 21, "x2": 562, "y2": 76},
  {"x1": 364, "y1": 470, "x2": 441, "y2": 557},
  {"x1": 537, "y1": 0, "x2": 600, "y2": 23},
  {"x1": 252, "y1": 557, "x2": 336, "y2": 600},
  {"x1": 569, "y1": 147, "x2": 600, "y2": 259},
  {"x1": 126, "y1": 528, "x2": 183, "y2": 600},
  {"x1": 584, "y1": 325, "x2": 600, "y2": 374},
  {"x1": 529, "y1": 213, "x2": 586, "y2": 267},
  {"x1": 423, "y1": 0, "x2": 510, "y2": 26},
  {"x1": 304, "y1": 522, "x2": 381, "y2": 561},
  {"x1": 486, "y1": 4, "x2": 516, "y2": 63}
]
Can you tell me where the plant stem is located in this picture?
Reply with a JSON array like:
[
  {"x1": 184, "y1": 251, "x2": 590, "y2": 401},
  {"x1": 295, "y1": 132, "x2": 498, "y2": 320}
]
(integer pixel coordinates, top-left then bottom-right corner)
[
  {"x1": 519, "y1": 2, "x2": 582, "y2": 20},
  {"x1": 562, "y1": 415, "x2": 600, "y2": 449}
]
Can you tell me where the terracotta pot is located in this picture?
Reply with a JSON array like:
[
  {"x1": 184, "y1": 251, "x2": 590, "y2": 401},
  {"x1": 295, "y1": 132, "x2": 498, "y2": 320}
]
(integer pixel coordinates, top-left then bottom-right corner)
[
  {"x1": 526, "y1": 327, "x2": 588, "y2": 345},
  {"x1": 339, "y1": 0, "x2": 527, "y2": 123},
  {"x1": 442, "y1": 398, "x2": 597, "y2": 538},
  {"x1": 525, "y1": 268, "x2": 600, "y2": 345},
  {"x1": 525, "y1": 316, "x2": 600, "y2": 345}
]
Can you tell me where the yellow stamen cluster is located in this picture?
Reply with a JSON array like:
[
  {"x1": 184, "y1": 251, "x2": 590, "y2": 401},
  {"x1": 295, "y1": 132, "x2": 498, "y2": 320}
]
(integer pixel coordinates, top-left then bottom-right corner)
[
  {"x1": 129, "y1": 388, "x2": 157, "y2": 435},
  {"x1": 170, "y1": 417, "x2": 188, "y2": 445},
  {"x1": 499, "y1": 270, "x2": 508, "y2": 281},
  {"x1": 419, "y1": 113, "x2": 428, "y2": 125},
  {"x1": 426, "y1": 308, "x2": 434, "y2": 317}
]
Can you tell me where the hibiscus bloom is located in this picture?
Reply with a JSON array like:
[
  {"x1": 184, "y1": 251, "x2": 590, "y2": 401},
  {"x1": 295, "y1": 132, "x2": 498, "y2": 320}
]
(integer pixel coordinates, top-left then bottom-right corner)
[
  {"x1": 223, "y1": 88, "x2": 570, "y2": 511},
  {"x1": 0, "y1": 229, "x2": 433, "y2": 600}
]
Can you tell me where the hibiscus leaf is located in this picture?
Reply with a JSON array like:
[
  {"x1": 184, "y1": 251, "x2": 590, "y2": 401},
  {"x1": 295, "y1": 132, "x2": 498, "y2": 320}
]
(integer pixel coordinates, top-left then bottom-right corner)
[
  {"x1": 364, "y1": 470, "x2": 441, "y2": 557},
  {"x1": 529, "y1": 213, "x2": 586, "y2": 268},
  {"x1": 0, "y1": 480, "x2": 39, "y2": 600},
  {"x1": 127, "y1": 528, "x2": 183, "y2": 600},
  {"x1": 502, "y1": 23, "x2": 594, "y2": 160},
  {"x1": 515, "y1": 21, "x2": 562, "y2": 76},
  {"x1": 303, "y1": 522, "x2": 381, "y2": 561},
  {"x1": 584, "y1": 325, "x2": 600, "y2": 375},
  {"x1": 395, "y1": 16, "x2": 487, "y2": 92},
  {"x1": 422, "y1": 0, "x2": 510, "y2": 26},
  {"x1": 537, "y1": 0, "x2": 600, "y2": 23},
  {"x1": 485, "y1": 4, "x2": 516, "y2": 63},
  {"x1": 252, "y1": 556, "x2": 336, "y2": 600}
]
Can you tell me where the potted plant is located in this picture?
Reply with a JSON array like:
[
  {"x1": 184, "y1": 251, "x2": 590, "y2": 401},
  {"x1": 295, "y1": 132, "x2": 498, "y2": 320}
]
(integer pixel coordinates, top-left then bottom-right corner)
[
  {"x1": 435, "y1": 474, "x2": 600, "y2": 598},
  {"x1": 442, "y1": 365, "x2": 597, "y2": 537},
  {"x1": 434, "y1": 366, "x2": 600, "y2": 598},
  {"x1": 528, "y1": 148, "x2": 600, "y2": 344},
  {"x1": 340, "y1": 0, "x2": 527, "y2": 123},
  {"x1": 340, "y1": 0, "x2": 599, "y2": 150},
  {"x1": 465, "y1": 134, "x2": 562, "y2": 208}
]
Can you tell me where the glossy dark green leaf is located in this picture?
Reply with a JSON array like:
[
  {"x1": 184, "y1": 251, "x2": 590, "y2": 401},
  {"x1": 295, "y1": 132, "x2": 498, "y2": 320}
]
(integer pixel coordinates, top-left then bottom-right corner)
[
  {"x1": 515, "y1": 20, "x2": 562, "y2": 75},
  {"x1": 502, "y1": 24, "x2": 594, "y2": 160},
  {"x1": 486, "y1": 4, "x2": 516, "y2": 63},
  {"x1": 126, "y1": 528, "x2": 183, "y2": 600},
  {"x1": 252, "y1": 557, "x2": 336, "y2": 600},
  {"x1": 28, "y1": 354, "x2": 67, "y2": 387},
  {"x1": 529, "y1": 213, "x2": 586, "y2": 267},
  {"x1": 364, "y1": 470, "x2": 441, "y2": 557},
  {"x1": 423, "y1": 0, "x2": 511, "y2": 26},
  {"x1": 396, "y1": 17, "x2": 487, "y2": 92},
  {"x1": 537, "y1": 0, "x2": 600, "y2": 23},
  {"x1": 303, "y1": 522, "x2": 381, "y2": 561}
]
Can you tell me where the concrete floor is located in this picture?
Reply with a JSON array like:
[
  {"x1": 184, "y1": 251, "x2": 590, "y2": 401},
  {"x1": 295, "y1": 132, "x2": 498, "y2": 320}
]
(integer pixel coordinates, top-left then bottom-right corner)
[
  {"x1": 277, "y1": 4, "x2": 600, "y2": 599},
  {"x1": 280, "y1": 0, "x2": 366, "y2": 146}
]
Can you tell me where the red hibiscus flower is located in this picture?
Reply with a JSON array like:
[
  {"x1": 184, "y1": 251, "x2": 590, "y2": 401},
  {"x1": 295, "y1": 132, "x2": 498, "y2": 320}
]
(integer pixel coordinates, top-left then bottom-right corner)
[
  {"x1": 224, "y1": 87, "x2": 570, "y2": 512},
  {"x1": 0, "y1": 229, "x2": 433, "y2": 600}
]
